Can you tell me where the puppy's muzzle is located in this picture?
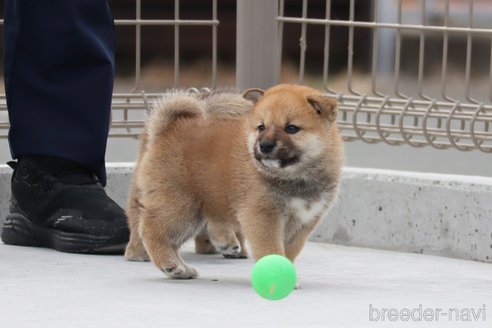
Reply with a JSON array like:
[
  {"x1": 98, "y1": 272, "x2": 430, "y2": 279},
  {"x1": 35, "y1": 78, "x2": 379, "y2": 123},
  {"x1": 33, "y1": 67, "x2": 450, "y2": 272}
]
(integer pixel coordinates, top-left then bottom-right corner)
[{"x1": 254, "y1": 139, "x2": 300, "y2": 169}]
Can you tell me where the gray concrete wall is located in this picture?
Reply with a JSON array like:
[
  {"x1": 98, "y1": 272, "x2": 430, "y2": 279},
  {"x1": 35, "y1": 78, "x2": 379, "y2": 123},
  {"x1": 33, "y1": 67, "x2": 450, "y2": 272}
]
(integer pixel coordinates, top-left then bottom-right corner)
[
  {"x1": 1, "y1": 164, "x2": 491, "y2": 263},
  {"x1": 314, "y1": 168, "x2": 492, "y2": 263}
]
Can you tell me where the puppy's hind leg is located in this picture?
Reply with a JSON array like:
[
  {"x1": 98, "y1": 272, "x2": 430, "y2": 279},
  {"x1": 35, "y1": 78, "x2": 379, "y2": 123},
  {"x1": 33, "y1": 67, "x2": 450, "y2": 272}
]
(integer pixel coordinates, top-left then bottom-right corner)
[
  {"x1": 125, "y1": 228, "x2": 150, "y2": 262},
  {"x1": 140, "y1": 202, "x2": 203, "y2": 279},
  {"x1": 207, "y1": 219, "x2": 244, "y2": 259},
  {"x1": 125, "y1": 183, "x2": 150, "y2": 262},
  {"x1": 236, "y1": 230, "x2": 249, "y2": 259},
  {"x1": 194, "y1": 225, "x2": 217, "y2": 255}
]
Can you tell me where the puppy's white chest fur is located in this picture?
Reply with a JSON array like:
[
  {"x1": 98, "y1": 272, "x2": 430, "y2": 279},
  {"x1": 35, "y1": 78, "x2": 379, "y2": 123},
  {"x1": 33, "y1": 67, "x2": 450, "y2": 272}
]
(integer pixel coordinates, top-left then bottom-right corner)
[{"x1": 288, "y1": 196, "x2": 328, "y2": 224}]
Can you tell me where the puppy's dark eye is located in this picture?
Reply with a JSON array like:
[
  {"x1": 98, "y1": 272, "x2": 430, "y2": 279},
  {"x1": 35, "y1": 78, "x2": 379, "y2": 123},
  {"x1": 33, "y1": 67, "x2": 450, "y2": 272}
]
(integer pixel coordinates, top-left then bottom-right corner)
[
  {"x1": 258, "y1": 123, "x2": 265, "y2": 132},
  {"x1": 285, "y1": 124, "x2": 301, "y2": 134}
]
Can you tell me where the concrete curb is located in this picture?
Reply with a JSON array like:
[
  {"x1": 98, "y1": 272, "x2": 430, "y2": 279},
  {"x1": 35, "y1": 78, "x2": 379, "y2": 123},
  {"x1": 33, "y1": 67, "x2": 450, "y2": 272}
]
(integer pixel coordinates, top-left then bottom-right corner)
[
  {"x1": 1, "y1": 164, "x2": 491, "y2": 263},
  {"x1": 314, "y1": 167, "x2": 492, "y2": 263}
]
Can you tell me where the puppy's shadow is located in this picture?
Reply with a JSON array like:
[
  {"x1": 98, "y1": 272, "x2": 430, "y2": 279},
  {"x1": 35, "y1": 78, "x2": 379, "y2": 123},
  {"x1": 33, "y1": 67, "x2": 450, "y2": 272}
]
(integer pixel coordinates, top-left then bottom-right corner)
[
  {"x1": 136, "y1": 247, "x2": 253, "y2": 287},
  {"x1": 143, "y1": 271, "x2": 252, "y2": 289},
  {"x1": 181, "y1": 250, "x2": 253, "y2": 264},
  {"x1": 181, "y1": 251, "x2": 222, "y2": 263}
]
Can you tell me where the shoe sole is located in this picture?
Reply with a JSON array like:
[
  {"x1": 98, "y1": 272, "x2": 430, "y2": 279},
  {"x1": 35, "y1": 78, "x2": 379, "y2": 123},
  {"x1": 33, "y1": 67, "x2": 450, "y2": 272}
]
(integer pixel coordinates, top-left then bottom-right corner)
[{"x1": 2, "y1": 213, "x2": 128, "y2": 254}]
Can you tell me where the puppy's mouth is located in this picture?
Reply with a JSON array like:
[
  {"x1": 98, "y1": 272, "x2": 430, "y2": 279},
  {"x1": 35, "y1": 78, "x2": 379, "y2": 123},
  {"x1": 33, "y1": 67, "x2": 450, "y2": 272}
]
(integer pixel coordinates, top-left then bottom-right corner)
[{"x1": 254, "y1": 150, "x2": 299, "y2": 169}]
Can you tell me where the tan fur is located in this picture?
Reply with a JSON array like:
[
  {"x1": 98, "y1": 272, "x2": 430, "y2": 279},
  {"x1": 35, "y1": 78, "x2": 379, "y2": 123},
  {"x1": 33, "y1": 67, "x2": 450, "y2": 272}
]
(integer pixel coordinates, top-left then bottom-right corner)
[{"x1": 125, "y1": 85, "x2": 343, "y2": 279}]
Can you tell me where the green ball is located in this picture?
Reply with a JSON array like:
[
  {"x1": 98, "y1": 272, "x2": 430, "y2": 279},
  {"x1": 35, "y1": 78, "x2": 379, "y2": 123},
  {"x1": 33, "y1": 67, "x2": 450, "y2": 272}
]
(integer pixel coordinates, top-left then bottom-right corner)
[{"x1": 251, "y1": 254, "x2": 297, "y2": 301}]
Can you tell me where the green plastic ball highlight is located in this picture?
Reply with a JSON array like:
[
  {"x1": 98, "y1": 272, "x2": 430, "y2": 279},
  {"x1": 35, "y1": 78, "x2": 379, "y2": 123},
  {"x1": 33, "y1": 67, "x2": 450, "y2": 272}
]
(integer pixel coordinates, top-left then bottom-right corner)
[{"x1": 251, "y1": 254, "x2": 297, "y2": 301}]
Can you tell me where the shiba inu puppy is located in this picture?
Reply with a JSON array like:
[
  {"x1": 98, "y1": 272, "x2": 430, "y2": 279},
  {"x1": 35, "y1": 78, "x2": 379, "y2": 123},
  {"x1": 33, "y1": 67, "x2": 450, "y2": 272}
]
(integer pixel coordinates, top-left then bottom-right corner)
[{"x1": 125, "y1": 84, "x2": 343, "y2": 279}]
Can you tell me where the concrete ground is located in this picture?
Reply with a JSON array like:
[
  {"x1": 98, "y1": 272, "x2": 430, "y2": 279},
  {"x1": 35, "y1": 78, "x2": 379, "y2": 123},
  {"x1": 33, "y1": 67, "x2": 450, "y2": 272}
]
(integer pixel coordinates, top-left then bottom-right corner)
[{"x1": 1, "y1": 241, "x2": 491, "y2": 328}]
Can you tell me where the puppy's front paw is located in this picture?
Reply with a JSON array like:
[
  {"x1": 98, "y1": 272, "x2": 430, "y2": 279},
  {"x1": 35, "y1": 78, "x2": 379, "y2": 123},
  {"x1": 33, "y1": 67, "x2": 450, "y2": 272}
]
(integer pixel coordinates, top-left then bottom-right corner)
[{"x1": 162, "y1": 263, "x2": 199, "y2": 279}]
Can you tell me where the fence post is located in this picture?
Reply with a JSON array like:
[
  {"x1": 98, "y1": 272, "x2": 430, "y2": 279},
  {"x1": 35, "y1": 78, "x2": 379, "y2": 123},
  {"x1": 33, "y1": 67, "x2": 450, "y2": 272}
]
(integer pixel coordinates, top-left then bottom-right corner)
[{"x1": 236, "y1": 0, "x2": 279, "y2": 91}]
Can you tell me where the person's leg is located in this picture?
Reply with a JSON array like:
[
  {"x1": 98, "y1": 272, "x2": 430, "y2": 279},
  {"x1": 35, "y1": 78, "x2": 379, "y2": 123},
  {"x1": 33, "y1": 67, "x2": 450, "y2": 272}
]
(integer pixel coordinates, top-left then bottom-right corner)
[
  {"x1": 4, "y1": 0, "x2": 114, "y2": 184},
  {"x1": 2, "y1": 0, "x2": 129, "y2": 253}
]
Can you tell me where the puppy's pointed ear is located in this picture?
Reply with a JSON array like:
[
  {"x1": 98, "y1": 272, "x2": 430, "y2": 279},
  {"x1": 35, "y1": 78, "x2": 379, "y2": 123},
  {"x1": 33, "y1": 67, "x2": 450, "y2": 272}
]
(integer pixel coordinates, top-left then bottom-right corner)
[
  {"x1": 307, "y1": 94, "x2": 338, "y2": 122},
  {"x1": 243, "y1": 88, "x2": 265, "y2": 104}
]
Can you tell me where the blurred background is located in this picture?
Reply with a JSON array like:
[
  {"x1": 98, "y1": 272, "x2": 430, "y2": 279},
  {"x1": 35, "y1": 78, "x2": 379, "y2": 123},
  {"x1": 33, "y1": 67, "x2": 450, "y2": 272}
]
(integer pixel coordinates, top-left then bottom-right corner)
[{"x1": 0, "y1": 0, "x2": 491, "y2": 176}]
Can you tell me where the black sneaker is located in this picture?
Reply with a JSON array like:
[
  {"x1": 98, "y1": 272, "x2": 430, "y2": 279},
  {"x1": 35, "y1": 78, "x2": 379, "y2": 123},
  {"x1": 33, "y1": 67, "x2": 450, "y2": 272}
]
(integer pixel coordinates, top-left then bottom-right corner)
[{"x1": 1, "y1": 155, "x2": 129, "y2": 254}]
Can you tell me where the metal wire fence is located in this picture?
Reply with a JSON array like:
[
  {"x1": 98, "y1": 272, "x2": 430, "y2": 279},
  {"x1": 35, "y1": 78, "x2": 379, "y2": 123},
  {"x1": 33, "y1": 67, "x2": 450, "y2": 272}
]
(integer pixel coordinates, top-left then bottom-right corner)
[
  {"x1": 0, "y1": 0, "x2": 491, "y2": 154},
  {"x1": 103, "y1": 0, "x2": 219, "y2": 138},
  {"x1": 278, "y1": 0, "x2": 492, "y2": 153},
  {"x1": 0, "y1": 0, "x2": 219, "y2": 140}
]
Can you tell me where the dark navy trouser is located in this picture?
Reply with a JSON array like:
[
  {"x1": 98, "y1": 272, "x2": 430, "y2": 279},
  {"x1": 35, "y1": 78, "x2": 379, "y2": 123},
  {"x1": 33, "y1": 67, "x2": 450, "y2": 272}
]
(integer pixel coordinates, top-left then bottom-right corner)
[{"x1": 4, "y1": 0, "x2": 115, "y2": 185}]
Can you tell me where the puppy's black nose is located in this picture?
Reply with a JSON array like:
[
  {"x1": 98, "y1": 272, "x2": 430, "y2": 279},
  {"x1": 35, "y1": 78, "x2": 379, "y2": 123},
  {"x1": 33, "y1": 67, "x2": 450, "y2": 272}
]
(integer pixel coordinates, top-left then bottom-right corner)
[{"x1": 260, "y1": 140, "x2": 276, "y2": 154}]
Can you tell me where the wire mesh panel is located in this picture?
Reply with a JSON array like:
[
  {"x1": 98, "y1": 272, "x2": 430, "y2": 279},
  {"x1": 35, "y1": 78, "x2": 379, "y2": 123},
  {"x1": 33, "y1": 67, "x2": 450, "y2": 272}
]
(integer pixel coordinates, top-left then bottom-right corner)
[
  {"x1": 1, "y1": 0, "x2": 491, "y2": 154},
  {"x1": 0, "y1": 0, "x2": 219, "y2": 140},
  {"x1": 110, "y1": 0, "x2": 219, "y2": 138},
  {"x1": 277, "y1": 0, "x2": 492, "y2": 153}
]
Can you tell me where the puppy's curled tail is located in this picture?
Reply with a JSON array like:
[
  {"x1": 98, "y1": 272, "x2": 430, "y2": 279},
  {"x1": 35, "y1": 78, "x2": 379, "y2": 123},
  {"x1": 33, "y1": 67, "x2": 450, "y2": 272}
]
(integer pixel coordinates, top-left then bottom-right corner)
[{"x1": 146, "y1": 93, "x2": 205, "y2": 143}]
